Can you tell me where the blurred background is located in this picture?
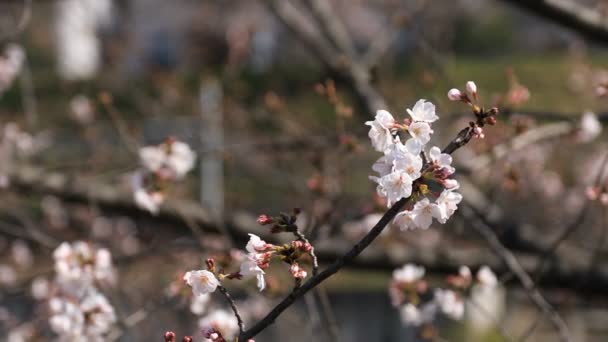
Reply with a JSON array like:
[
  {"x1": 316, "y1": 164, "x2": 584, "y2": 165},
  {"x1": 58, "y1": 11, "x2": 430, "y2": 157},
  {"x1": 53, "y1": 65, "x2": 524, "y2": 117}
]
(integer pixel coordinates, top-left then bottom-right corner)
[{"x1": 0, "y1": 0, "x2": 608, "y2": 341}]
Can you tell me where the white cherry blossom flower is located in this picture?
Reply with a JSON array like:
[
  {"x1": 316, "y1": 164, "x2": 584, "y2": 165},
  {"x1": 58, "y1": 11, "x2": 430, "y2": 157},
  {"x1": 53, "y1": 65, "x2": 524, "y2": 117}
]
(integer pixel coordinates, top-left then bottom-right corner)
[
  {"x1": 53, "y1": 241, "x2": 115, "y2": 291},
  {"x1": 392, "y1": 264, "x2": 425, "y2": 283},
  {"x1": 394, "y1": 210, "x2": 416, "y2": 231},
  {"x1": 394, "y1": 151, "x2": 423, "y2": 180},
  {"x1": 407, "y1": 121, "x2": 433, "y2": 145},
  {"x1": 240, "y1": 255, "x2": 266, "y2": 291},
  {"x1": 372, "y1": 170, "x2": 413, "y2": 206},
  {"x1": 400, "y1": 304, "x2": 421, "y2": 325},
  {"x1": 166, "y1": 141, "x2": 196, "y2": 179},
  {"x1": 407, "y1": 99, "x2": 438, "y2": 123},
  {"x1": 139, "y1": 146, "x2": 165, "y2": 173},
  {"x1": 405, "y1": 137, "x2": 423, "y2": 155},
  {"x1": 411, "y1": 198, "x2": 441, "y2": 230},
  {"x1": 429, "y1": 146, "x2": 454, "y2": 174},
  {"x1": 49, "y1": 289, "x2": 116, "y2": 340},
  {"x1": 139, "y1": 140, "x2": 196, "y2": 179},
  {"x1": 434, "y1": 289, "x2": 464, "y2": 320},
  {"x1": 476, "y1": 266, "x2": 497, "y2": 288},
  {"x1": 434, "y1": 189, "x2": 462, "y2": 224},
  {"x1": 365, "y1": 110, "x2": 396, "y2": 152},
  {"x1": 459, "y1": 266, "x2": 472, "y2": 280},
  {"x1": 131, "y1": 172, "x2": 164, "y2": 214},
  {"x1": 184, "y1": 270, "x2": 219, "y2": 296},
  {"x1": 245, "y1": 234, "x2": 267, "y2": 253}
]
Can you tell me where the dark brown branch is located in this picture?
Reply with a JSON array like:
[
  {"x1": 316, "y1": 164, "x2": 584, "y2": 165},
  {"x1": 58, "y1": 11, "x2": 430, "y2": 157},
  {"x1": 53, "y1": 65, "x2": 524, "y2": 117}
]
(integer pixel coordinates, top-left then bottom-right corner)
[
  {"x1": 499, "y1": 0, "x2": 608, "y2": 45},
  {"x1": 217, "y1": 285, "x2": 245, "y2": 334},
  {"x1": 238, "y1": 124, "x2": 477, "y2": 341},
  {"x1": 239, "y1": 196, "x2": 409, "y2": 340}
]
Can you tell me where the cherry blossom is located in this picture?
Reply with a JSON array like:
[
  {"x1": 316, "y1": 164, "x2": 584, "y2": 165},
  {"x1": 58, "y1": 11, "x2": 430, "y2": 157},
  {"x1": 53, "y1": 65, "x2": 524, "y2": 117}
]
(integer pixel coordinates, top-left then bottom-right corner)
[
  {"x1": 476, "y1": 265, "x2": 498, "y2": 288},
  {"x1": 411, "y1": 198, "x2": 441, "y2": 230},
  {"x1": 49, "y1": 289, "x2": 116, "y2": 340},
  {"x1": 139, "y1": 139, "x2": 196, "y2": 180},
  {"x1": 245, "y1": 234, "x2": 268, "y2": 253},
  {"x1": 393, "y1": 210, "x2": 416, "y2": 231},
  {"x1": 372, "y1": 170, "x2": 413, "y2": 207},
  {"x1": 429, "y1": 146, "x2": 455, "y2": 174},
  {"x1": 434, "y1": 289, "x2": 464, "y2": 320},
  {"x1": 240, "y1": 254, "x2": 266, "y2": 291},
  {"x1": 434, "y1": 189, "x2": 463, "y2": 224},
  {"x1": 407, "y1": 121, "x2": 433, "y2": 145},
  {"x1": 392, "y1": 264, "x2": 425, "y2": 283},
  {"x1": 365, "y1": 109, "x2": 396, "y2": 152},
  {"x1": 53, "y1": 241, "x2": 115, "y2": 290},
  {"x1": 184, "y1": 270, "x2": 220, "y2": 296},
  {"x1": 407, "y1": 99, "x2": 438, "y2": 123}
]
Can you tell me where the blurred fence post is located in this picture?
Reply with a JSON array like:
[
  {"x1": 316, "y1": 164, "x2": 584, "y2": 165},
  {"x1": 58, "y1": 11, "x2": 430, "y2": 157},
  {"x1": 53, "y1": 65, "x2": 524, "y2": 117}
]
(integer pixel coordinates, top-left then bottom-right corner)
[{"x1": 199, "y1": 78, "x2": 224, "y2": 220}]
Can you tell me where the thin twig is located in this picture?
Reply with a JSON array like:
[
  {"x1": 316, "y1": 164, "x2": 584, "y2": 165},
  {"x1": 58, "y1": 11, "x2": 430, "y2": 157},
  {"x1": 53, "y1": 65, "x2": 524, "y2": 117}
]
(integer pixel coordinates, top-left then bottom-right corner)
[
  {"x1": 217, "y1": 284, "x2": 245, "y2": 334},
  {"x1": 460, "y1": 204, "x2": 572, "y2": 342},
  {"x1": 293, "y1": 229, "x2": 319, "y2": 276}
]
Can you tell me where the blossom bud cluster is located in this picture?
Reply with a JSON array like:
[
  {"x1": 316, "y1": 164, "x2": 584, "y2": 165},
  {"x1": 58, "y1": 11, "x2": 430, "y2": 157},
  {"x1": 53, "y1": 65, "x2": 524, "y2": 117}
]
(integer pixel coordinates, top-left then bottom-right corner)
[
  {"x1": 48, "y1": 241, "x2": 117, "y2": 340},
  {"x1": 164, "y1": 331, "x2": 193, "y2": 342},
  {"x1": 133, "y1": 138, "x2": 196, "y2": 214},
  {"x1": 365, "y1": 98, "x2": 462, "y2": 230},
  {"x1": 389, "y1": 263, "x2": 497, "y2": 327},
  {"x1": 447, "y1": 81, "x2": 499, "y2": 139}
]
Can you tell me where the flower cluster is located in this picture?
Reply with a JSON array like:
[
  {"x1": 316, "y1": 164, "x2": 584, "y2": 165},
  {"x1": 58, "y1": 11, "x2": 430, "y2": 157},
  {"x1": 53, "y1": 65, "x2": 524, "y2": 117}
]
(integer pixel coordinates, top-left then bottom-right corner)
[
  {"x1": 0, "y1": 44, "x2": 24, "y2": 96},
  {"x1": 366, "y1": 98, "x2": 462, "y2": 230},
  {"x1": 389, "y1": 263, "x2": 498, "y2": 329},
  {"x1": 132, "y1": 137, "x2": 196, "y2": 214},
  {"x1": 49, "y1": 288, "x2": 116, "y2": 341},
  {"x1": 180, "y1": 210, "x2": 314, "y2": 341},
  {"x1": 48, "y1": 241, "x2": 117, "y2": 340}
]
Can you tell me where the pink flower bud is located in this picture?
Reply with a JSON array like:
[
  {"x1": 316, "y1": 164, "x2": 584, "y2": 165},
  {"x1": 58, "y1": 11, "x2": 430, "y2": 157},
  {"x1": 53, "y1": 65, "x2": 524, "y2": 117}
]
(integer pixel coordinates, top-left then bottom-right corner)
[
  {"x1": 302, "y1": 242, "x2": 313, "y2": 253},
  {"x1": 447, "y1": 88, "x2": 462, "y2": 101},
  {"x1": 472, "y1": 125, "x2": 484, "y2": 139},
  {"x1": 164, "y1": 331, "x2": 176, "y2": 342},
  {"x1": 290, "y1": 263, "x2": 307, "y2": 279},
  {"x1": 466, "y1": 81, "x2": 477, "y2": 95},
  {"x1": 256, "y1": 214, "x2": 274, "y2": 225},
  {"x1": 182, "y1": 337, "x2": 193, "y2": 342}
]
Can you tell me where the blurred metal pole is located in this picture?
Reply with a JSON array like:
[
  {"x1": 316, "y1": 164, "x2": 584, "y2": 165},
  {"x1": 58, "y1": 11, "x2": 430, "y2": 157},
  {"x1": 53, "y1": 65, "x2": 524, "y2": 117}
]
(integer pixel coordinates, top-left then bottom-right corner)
[{"x1": 199, "y1": 78, "x2": 224, "y2": 221}]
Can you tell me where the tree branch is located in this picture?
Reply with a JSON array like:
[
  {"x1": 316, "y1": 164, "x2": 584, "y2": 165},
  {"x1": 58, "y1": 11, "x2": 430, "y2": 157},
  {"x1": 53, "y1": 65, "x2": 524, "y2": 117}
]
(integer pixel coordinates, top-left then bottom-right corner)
[
  {"x1": 499, "y1": 0, "x2": 608, "y2": 45},
  {"x1": 238, "y1": 125, "x2": 477, "y2": 341}
]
